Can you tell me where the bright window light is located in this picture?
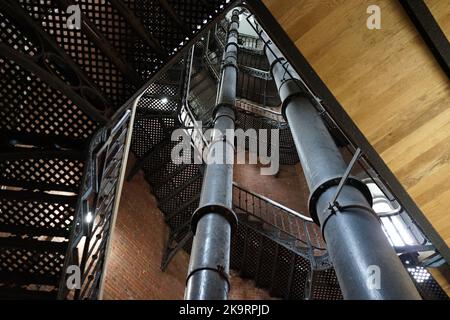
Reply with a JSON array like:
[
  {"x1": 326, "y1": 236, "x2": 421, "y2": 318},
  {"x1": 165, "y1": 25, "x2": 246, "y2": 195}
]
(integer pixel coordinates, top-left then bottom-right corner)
[
  {"x1": 85, "y1": 211, "x2": 93, "y2": 224},
  {"x1": 161, "y1": 97, "x2": 168, "y2": 104},
  {"x1": 391, "y1": 215, "x2": 416, "y2": 245},
  {"x1": 367, "y1": 182, "x2": 418, "y2": 248}
]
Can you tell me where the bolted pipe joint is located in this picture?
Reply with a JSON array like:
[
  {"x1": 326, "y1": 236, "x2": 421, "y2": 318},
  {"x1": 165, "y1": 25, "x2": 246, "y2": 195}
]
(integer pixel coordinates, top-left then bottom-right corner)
[
  {"x1": 258, "y1": 26, "x2": 421, "y2": 300},
  {"x1": 185, "y1": 9, "x2": 240, "y2": 300},
  {"x1": 308, "y1": 175, "x2": 373, "y2": 228}
]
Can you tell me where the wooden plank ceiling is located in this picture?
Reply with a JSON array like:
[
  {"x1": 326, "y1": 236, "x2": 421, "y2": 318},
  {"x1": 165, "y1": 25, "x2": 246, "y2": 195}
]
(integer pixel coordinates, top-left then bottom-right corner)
[{"x1": 261, "y1": 0, "x2": 450, "y2": 251}]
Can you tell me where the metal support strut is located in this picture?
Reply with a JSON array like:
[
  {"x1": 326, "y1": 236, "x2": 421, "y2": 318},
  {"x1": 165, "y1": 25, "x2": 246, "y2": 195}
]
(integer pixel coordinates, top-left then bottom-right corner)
[
  {"x1": 258, "y1": 26, "x2": 421, "y2": 300},
  {"x1": 185, "y1": 9, "x2": 240, "y2": 300}
]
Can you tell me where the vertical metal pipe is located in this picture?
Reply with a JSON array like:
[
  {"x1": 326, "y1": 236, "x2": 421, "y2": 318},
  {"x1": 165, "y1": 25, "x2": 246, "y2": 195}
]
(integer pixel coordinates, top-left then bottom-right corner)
[
  {"x1": 185, "y1": 9, "x2": 240, "y2": 300},
  {"x1": 259, "y1": 28, "x2": 421, "y2": 300}
]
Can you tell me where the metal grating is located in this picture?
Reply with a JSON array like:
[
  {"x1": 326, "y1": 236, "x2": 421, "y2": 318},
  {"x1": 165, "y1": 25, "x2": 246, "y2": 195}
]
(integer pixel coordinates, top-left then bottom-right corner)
[
  {"x1": 166, "y1": 198, "x2": 199, "y2": 231},
  {"x1": 0, "y1": 192, "x2": 75, "y2": 237},
  {"x1": 141, "y1": 140, "x2": 179, "y2": 173},
  {"x1": 0, "y1": 0, "x2": 238, "y2": 300},
  {"x1": 17, "y1": 0, "x2": 133, "y2": 108},
  {"x1": 311, "y1": 268, "x2": 343, "y2": 300},
  {"x1": 154, "y1": 164, "x2": 202, "y2": 200},
  {"x1": 0, "y1": 239, "x2": 67, "y2": 286},
  {"x1": 145, "y1": 82, "x2": 179, "y2": 96},
  {"x1": 235, "y1": 111, "x2": 298, "y2": 165},
  {"x1": 270, "y1": 245, "x2": 293, "y2": 298},
  {"x1": 254, "y1": 237, "x2": 277, "y2": 288},
  {"x1": 125, "y1": 0, "x2": 186, "y2": 54},
  {"x1": 76, "y1": 0, "x2": 157, "y2": 89},
  {"x1": 289, "y1": 255, "x2": 311, "y2": 300},
  {"x1": 158, "y1": 175, "x2": 202, "y2": 213},
  {"x1": 0, "y1": 157, "x2": 84, "y2": 192},
  {"x1": 230, "y1": 222, "x2": 246, "y2": 271},
  {"x1": 132, "y1": 117, "x2": 169, "y2": 157},
  {"x1": 240, "y1": 227, "x2": 261, "y2": 278},
  {"x1": 138, "y1": 96, "x2": 179, "y2": 114},
  {"x1": 147, "y1": 162, "x2": 184, "y2": 188},
  {"x1": 408, "y1": 266, "x2": 449, "y2": 300},
  {"x1": 0, "y1": 57, "x2": 97, "y2": 141}
]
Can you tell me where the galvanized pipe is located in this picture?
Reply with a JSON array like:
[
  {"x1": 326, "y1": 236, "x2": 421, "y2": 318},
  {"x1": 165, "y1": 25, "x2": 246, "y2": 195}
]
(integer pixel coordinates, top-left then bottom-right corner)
[
  {"x1": 185, "y1": 10, "x2": 240, "y2": 300},
  {"x1": 259, "y1": 28, "x2": 421, "y2": 300}
]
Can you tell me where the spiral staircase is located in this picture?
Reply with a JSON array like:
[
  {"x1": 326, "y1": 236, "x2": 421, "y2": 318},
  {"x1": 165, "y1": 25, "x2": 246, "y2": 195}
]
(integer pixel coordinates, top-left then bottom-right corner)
[{"x1": 0, "y1": 0, "x2": 448, "y2": 300}]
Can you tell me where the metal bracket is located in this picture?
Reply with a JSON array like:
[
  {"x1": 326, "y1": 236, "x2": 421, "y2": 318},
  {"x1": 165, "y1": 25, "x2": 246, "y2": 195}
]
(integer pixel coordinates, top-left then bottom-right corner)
[{"x1": 328, "y1": 148, "x2": 362, "y2": 211}]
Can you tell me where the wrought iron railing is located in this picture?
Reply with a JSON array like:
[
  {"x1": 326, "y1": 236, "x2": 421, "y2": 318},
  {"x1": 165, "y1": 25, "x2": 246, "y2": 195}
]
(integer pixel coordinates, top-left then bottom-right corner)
[
  {"x1": 180, "y1": 45, "x2": 324, "y2": 260},
  {"x1": 207, "y1": 19, "x2": 280, "y2": 108},
  {"x1": 58, "y1": 108, "x2": 132, "y2": 299},
  {"x1": 216, "y1": 20, "x2": 265, "y2": 54},
  {"x1": 232, "y1": 183, "x2": 327, "y2": 255},
  {"x1": 235, "y1": 99, "x2": 284, "y2": 123},
  {"x1": 179, "y1": 47, "x2": 210, "y2": 155}
]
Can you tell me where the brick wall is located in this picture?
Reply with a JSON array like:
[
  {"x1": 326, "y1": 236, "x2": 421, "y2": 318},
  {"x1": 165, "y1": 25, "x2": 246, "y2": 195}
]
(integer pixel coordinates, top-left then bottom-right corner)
[
  {"x1": 102, "y1": 168, "x2": 189, "y2": 299},
  {"x1": 102, "y1": 159, "x2": 276, "y2": 300},
  {"x1": 234, "y1": 160, "x2": 310, "y2": 214}
]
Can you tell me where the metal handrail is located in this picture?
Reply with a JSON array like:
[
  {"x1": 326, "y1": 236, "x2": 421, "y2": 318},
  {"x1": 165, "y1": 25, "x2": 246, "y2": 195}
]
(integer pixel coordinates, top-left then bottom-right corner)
[
  {"x1": 235, "y1": 99, "x2": 284, "y2": 122},
  {"x1": 232, "y1": 182, "x2": 327, "y2": 252},
  {"x1": 180, "y1": 46, "x2": 210, "y2": 153},
  {"x1": 58, "y1": 108, "x2": 132, "y2": 299},
  {"x1": 233, "y1": 182, "x2": 313, "y2": 222},
  {"x1": 182, "y1": 32, "x2": 325, "y2": 253},
  {"x1": 217, "y1": 19, "x2": 265, "y2": 53}
]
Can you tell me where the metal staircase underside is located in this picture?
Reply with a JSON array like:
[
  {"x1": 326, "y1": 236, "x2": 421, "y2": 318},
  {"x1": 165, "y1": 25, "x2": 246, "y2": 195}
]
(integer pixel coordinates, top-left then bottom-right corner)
[
  {"x1": 126, "y1": 16, "x2": 449, "y2": 299},
  {"x1": 0, "y1": 0, "x2": 236, "y2": 299},
  {"x1": 125, "y1": 56, "x2": 342, "y2": 299},
  {"x1": 0, "y1": 0, "x2": 448, "y2": 300}
]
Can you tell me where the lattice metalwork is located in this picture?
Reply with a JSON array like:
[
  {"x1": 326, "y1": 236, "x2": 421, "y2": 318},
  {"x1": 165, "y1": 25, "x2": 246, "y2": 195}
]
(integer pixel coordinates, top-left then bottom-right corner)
[
  {"x1": 154, "y1": 164, "x2": 202, "y2": 200},
  {"x1": 254, "y1": 237, "x2": 277, "y2": 288},
  {"x1": 236, "y1": 72, "x2": 279, "y2": 107},
  {"x1": 17, "y1": 0, "x2": 133, "y2": 107},
  {"x1": 240, "y1": 227, "x2": 261, "y2": 278},
  {"x1": 407, "y1": 266, "x2": 449, "y2": 300},
  {"x1": 141, "y1": 139, "x2": 179, "y2": 173},
  {"x1": 311, "y1": 268, "x2": 343, "y2": 300},
  {"x1": 230, "y1": 222, "x2": 246, "y2": 270},
  {"x1": 0, "y1": 191, "x2": 75, "y2": 237},
  {"x1": 0, "y1": 0, "x2": 239, "y2": 300},
  {"x1": 138, "y1": 95, "x2": 179, "y2": 114},
  {"x1": 58, "y1": 109, "x2": 132, "y2": 300},
  {"x1": 235, "y1": 111, "x2": 299, "y2": 165},
  {"x1": 147, "y1": 162, "x2": 184, "y2": 189},
  {"x1": 0, "y1": 52, "x2": 97, "y2": 142},
  {"x1": 145, "y1": 82, "x2": 179, "y2": 96},
  {"x1": 270, "y1": 245, "x2": 294, "y2": 298},
  {"x1": 158, "y1": 176, "x2": 202, "y2": 214},
  {"x1": 0, "y1": 238, "x2": 67, "y2": 286},
  {"x1": 232, "y1": 183, "x2": 325, "y2": 252},
  {"x1": 0, "y1": 157, "x2": 84, "y2": 192},
  {"x1": 289, "y1": 255, "x2": 311, "y2": 300},
  {"x1": 166, "y1": 196, "x2": 200, "y2": 231},
  {"x1": 132, "y1": 117, "x2": 169, "y2": 157}
]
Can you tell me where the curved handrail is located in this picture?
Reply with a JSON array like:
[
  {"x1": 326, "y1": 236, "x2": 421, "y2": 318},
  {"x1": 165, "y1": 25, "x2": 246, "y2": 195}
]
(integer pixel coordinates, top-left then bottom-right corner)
[
  {"x1": 235, "y1": 99, "x2": 284, "y2": 122},
  {"x1": 232, "y1": 182, "x2": 327, "y2": 252},
  {"x1": 233, "y1": 182, "x2": 313, "y2": 222}
]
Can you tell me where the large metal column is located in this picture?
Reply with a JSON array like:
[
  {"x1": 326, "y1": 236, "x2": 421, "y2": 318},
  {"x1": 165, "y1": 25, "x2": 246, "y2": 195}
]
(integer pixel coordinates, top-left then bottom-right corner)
[
  {"x1": 185, "y1": 10, "x2": 240, "y2": 300},
  {"x1": 258, "y1": 28, "x2": 421, "y2": 300}
]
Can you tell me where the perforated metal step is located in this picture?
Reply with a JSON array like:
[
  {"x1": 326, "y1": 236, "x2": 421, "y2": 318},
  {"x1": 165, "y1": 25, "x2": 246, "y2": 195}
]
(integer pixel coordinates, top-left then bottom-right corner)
[
  {"x1": 0, "y1": 190, "x2": 77, "y2": 238},
  {"x1": 0, "y1": 237, "x2": 67, "y2": 288},
  {"x1": 0, "y1": 154, "x2": 85, "y2": 193}
]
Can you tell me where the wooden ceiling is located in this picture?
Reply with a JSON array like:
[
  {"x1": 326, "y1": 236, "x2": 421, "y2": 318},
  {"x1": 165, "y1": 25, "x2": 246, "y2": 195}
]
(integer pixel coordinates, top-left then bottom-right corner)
[{"x1": 261, "y1": 0, "x2": 450, "y2": 258}]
